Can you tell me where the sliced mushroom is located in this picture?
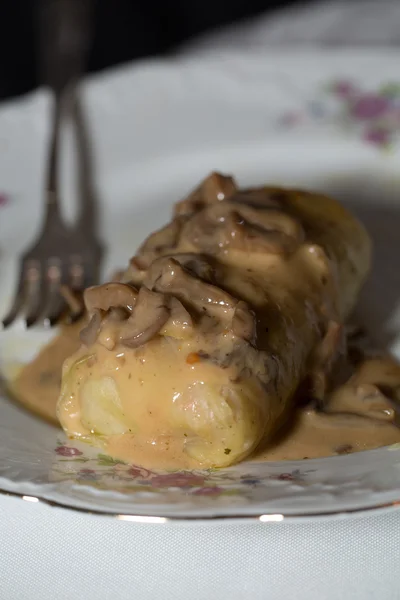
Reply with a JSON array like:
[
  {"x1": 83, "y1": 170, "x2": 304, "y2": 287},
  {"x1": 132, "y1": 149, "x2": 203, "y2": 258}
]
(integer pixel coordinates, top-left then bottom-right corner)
[
  {"x1": 239, "y1": 205, "x2": 304, "y2": 243},
  {"x1": 119, "y1": 286, "x2": 170, "y2": 348},
  {"x1": 228, "y1": 204, "x2": 304, "y2": 255},
  {"x1": 168, "y1": 253, "x2": 216, "y2": 283},
  {"x1": 234, "y1": 187, "x2": 287, "y2": 209},
  {"x1": 80, "y1": 309, "x2": 102, "y2": 347},
  {"x1": 304, "y1": 409, "x2": 395, "y2": 431},
  {"x1": 128, "y1": 256, "x2": 148, "y2": 271},
  {"x1": 307, "y1": 321, "x2": 345, "y2": 401},
  {"x1": 178, "y1": 209, "x2": 233, "y2": 253},
  {"x1": 134, "y1": 219, "x2": 183, "y2": 270},
  {"x1": 120, "y1": 259, "x2": 147, "y2": 289},
  {"x1": 304, "y1": 244, "x2": 332, "y2": 280},
  {"x1": 326, "y1": 382, "x2": 397, "y2": 423},
  {"x1": 60, "y1": 285, "x2": 84, "y2": 316},
  {"x1": 145, "y1": 257, "x2": 237, "y2": 321},
  {"x1": 201, "y1": 172, "x2": 237, "y2": 203},
  {"x1": 107, "y1": 306, "x2": 130, "y2": 322},
  {"x1": 317, "y1": 321, "x2": 345, "y2": 368},
  {"x1": 180, "y1": 201, "x2": 304, "y2": 256},
  {"x1": 174, "y1": 172, "x2": 237, "y2": 217},
  {"x1": 323, "y1": 355, "x2": 400, "y2": 425},
  {"x1": 84, "y1": 282, "x2": 138, "y2": 316},
  {"x1": 232, "y1": 301, "x2": 256, "y2": 343},
  {"x1": 161, "y1": 297, "x2": 194, "y2": 339}
]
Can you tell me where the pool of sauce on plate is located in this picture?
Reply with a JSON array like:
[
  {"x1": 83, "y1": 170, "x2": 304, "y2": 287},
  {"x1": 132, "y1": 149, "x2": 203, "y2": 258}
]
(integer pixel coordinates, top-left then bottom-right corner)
[
  {"x1": 10, "y1": 322, "x2": 82, "y2": 425},
  {"x1": 10, "y1": 325, "x2": 400, "y2": 463}
]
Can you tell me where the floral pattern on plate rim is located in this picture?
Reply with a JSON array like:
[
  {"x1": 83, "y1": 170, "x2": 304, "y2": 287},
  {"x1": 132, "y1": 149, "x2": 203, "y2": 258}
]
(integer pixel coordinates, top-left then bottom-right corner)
[
  {"x1": 52, "y1": 443, "x2": 320, "y2": 498},
  {"x1": 50, "y1": 437, "x2": 400, "y2": 502},
  {"x1": 279, "y1": 80, "x2": 400, "y2": 150}
]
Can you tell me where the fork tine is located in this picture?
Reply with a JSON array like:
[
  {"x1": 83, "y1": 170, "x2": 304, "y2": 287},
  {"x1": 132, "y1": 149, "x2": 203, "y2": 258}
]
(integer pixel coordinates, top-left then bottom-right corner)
[
  {"x1": 60, "y1": 259, "x2": 85, "y2": 325},
  {"x1": 25, "y1": 291, "x2": 46, "y2": 328},
  {"x1": 46, "y1": 298, "x2": 67, "y2": 327},
  {"x1": 2, "y1": 261, "x2": 40, "y2": 329},
  {"x1": 83, "y1": 258, "x2": 99, "y2": 290},
  {"x1": 69, "y1": 255, "x2": 85, "y2": 289},
  {"x1": 60, "y1": 283, "x2": 84, "y2": 324},
  {"x1": 2, "y1": 286, "x2": 25, "y2": 329},
  {"x1": 66, "y1": 310, "x2": 85, "y2": 325},
  {"x1": 42, "y1": 259, "x2": 65, "y2": 327},
  {"x1": 24, "y1": 265, "x2": 46, "y2": 328}
]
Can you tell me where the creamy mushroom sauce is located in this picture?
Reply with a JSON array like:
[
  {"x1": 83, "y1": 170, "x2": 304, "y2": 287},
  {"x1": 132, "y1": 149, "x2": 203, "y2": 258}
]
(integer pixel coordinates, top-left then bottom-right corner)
[
  {"x1": 12, "y1": 328, "x2": 400, "y2": 464},
  {"x1": 10, "y1": 173, "x2": 400, "y2": 468}
]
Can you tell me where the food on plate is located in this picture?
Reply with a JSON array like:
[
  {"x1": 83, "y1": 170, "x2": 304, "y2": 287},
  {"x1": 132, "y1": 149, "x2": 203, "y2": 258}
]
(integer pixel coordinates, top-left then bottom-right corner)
[
  {"x1": 9, "y1": 322, "x2": 82, "y2": 424},
  {"x1": 52, "y1": 171, "x2": 393, "y2": 469},
  {"x1": 8, "y1": 172, "x2": 400, "y2": 469},
  {"x1": 257, "y1": 352, "x2": 400, "y2": 461}
]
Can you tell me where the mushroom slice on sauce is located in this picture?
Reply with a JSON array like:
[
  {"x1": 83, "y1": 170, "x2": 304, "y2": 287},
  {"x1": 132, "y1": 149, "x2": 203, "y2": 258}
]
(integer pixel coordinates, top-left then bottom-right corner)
[
  {"x1": 84, "y1": 282, "x2": 138, "y2": 316},
  {"x1": 174, "y1": 172, "x2": 237, "y2": 217},
  {"x1": 119, "y1": 286, "x2": 170, "y2": 349}
]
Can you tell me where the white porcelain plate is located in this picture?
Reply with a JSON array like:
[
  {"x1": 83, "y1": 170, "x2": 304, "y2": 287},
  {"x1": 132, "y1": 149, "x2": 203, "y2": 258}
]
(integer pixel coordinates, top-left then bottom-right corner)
[{"x1": 1, "y1": 50, "x2": 400, "y2": 521}]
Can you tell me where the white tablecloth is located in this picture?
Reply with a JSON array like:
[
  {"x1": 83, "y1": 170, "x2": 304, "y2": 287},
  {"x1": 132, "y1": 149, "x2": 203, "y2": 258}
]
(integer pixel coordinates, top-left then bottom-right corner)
[
  {"x1": 2, "y1": 494, "x2": 400, "y2": 600},
  {"x1": 182, "y1": 0, "x2": 400, "y2": 52},
  {"x1": 2, "y1": 2, "x2": 400, "y2": 598}
]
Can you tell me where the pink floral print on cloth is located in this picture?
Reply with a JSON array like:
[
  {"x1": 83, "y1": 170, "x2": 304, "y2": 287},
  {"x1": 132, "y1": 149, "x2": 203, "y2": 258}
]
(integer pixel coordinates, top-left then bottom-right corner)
[{"x1": 279, "y1": 80, "x2": 400, "y2": 150}]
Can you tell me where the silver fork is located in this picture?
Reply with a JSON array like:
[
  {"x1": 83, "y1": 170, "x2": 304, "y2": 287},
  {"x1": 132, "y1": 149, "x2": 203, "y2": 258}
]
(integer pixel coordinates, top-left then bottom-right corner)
[{"x1": 2, "y1": 0, "x2": 102, "y2": 329}]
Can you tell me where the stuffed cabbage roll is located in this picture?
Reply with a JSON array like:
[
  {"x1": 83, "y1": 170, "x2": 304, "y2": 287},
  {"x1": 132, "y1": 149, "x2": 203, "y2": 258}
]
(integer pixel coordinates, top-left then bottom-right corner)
[{"x1": 57, "y1": 173, "x2": 371, "y2": 468}]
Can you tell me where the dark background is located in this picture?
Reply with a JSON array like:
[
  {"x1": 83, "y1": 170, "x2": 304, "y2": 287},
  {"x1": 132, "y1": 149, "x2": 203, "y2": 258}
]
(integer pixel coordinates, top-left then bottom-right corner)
[{"x1": 0, "y1": 0, "x2": 306, "y2": 100}]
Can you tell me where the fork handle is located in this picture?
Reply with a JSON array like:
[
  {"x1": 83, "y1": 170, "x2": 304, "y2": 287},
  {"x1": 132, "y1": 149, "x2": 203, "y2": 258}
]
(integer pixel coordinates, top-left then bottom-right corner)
[
  {"x1": 44, "y1": 89, "x2": 67, "y2": 223},
  {"x1": 37, "y1": 0, "x2": 95, "y2": 224}
]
